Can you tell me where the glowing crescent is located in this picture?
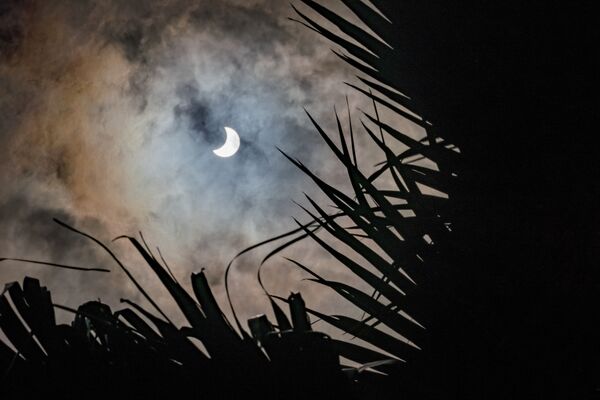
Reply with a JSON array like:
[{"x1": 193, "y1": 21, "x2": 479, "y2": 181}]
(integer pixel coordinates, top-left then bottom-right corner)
[{"x1": 212, "y1": 127, "x2": 240, "y2": 157}]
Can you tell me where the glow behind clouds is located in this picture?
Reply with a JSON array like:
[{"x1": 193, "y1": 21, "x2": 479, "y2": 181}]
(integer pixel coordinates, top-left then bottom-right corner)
[{"x1": 0, "y1": 1, "x2": 414, "y2": 325}]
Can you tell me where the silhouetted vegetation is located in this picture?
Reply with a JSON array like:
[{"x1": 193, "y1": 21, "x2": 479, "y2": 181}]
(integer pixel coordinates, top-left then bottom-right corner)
[{"x1": 0, "y1": 240, "x2": 355, "y2": 398}]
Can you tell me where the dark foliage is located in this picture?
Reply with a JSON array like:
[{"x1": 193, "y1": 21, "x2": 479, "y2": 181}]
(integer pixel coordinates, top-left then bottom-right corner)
[
  {"x1": 292, "y1": 1, "x2": 597, "y2": 398},
  {"x1": 1, "y1": 238, "x2": 358, "y2": 399}
]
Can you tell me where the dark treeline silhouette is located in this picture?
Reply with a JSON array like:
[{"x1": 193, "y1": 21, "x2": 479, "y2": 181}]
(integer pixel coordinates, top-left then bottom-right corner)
[{"x1": 0, "y1": 271, "x2": 356, "y2": 399}]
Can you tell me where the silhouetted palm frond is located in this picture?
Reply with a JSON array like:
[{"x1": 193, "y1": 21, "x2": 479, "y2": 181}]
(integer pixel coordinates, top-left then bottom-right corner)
[
  {"x1": 1, "y1": 220, "x2": 355, "y2": 397},
  {"x1": 233, "y1": 0, "x2": 460, "y2": 371}
]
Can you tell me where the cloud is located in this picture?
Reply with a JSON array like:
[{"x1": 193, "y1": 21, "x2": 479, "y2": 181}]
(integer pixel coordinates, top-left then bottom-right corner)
[{"x1": 0, "y1": 0, "x2": 402, "y2": 327}]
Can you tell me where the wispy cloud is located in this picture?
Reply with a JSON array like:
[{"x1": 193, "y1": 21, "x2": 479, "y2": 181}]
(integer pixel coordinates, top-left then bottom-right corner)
[{"x1": 0, "y1": 0, "x2": 403, "y2": 324}]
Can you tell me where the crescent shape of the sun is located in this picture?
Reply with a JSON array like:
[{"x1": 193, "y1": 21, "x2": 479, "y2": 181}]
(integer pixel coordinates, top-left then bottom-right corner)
[{"x1": 212, "y1": 126, "x2": 240, "y2": 157}]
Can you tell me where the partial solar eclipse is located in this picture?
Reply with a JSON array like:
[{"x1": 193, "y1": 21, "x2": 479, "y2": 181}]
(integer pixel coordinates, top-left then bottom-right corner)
[{"x1": 212, "y1": 126, "x2": 240, "y2": 157}]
